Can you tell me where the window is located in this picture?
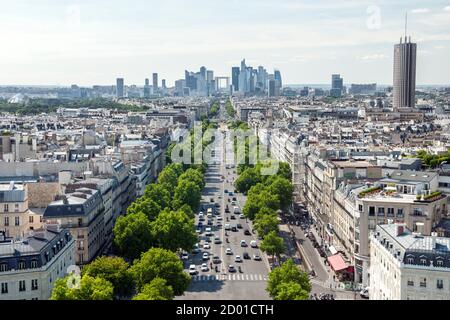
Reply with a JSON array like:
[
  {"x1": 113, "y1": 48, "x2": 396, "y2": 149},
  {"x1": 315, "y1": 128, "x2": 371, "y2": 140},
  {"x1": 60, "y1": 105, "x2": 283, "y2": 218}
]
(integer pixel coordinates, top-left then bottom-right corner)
[
  {"x1": 420, "y1": 258, "x2": 427, "y2": 266},
  {"x1": 39, "y1": 216, "x2": 43, "y2": 223},
  {"x1": 19, "y1": 280, "x2": 26, "y2": 292},
  {"x1": 378, "y1": 207, "x2": 385, "y2": 216},
  {"x1": 358, "y1": 204, "x2": 363, "y2": 212},
  {"x1": 407, "y1": 279, "x2": 414, "y2": 286},
  {"x1": 407, "y1": 257, "x2": 414, "y2": 264},
  {"x1": 30, "y1": 260, "x2": 38, "y2": 269},
  {"x1": 0, "y1": 263, "x2": 8, "y2": 272},
  {"x1": 78, "y1": 218, "x2": 83, "y2": 227},
  {"x1": 14, "y1": 203, "x2": 19, "y2": 208},
  {"x1": 420, "y1": 278, "x2": 427, "y2": 288},
  {"x1": 397, "y1": 208, "x2": 404, "y2": 218},
  {"x1": 29, "y1": 216, "x2": 34, "y2": 223},
  {"x1": 413, "y1": 208, "x2": 422, "y2": 216},
  {"x1": 437, "y1": 280, "x2": 444, "y2": 289},
  {"x1": 18, "y1": 260, "x2": 26, "y2": 270},
  {"x1": 15, "y1": 216, "x2": 20, "y2": 226},
  {"x1": 4, "y1": 217, "x2": 9, "y2": 227},
  {"x1": 31, "y1": 279, "x2": 38, "y2": 291},
  {"x1": 4, "y1": 204, "x2": 9, "y2": 212},
  {"x1": 437, "y1": 260, "x2": 444, "y2": 267},
  {"x1": 1, "y1": 283, "x2": 8, "y2": 294},
  {"x1": 387, "y1": 208, "x2": 395, "y2": 217},
  {"x1": 369, "y1": 206, "x2": 375, "y2": 216}
]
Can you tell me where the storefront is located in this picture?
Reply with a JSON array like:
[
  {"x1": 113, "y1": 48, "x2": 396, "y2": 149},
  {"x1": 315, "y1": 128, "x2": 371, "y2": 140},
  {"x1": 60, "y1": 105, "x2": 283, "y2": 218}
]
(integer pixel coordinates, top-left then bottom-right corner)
[{"x1": 327, "y1": 253, "x2": 354, "y2": 282}]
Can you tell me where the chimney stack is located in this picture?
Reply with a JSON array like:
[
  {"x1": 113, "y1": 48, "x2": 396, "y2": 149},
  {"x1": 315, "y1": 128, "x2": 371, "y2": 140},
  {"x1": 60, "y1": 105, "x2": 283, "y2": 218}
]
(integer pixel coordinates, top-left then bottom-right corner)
[
  {"x1": 431, "y1": 232, "x2": 438, "y2": 250},
  {"x1": 396, "y1": 225, "x2": 404, "y2": 236}
]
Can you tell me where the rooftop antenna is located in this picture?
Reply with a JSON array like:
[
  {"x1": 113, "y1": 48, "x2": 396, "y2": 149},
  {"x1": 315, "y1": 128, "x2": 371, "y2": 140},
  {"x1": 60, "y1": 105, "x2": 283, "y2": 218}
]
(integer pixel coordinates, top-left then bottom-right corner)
[{"x1": 404, "y1": 11, "x2": 408, "y2": 42}]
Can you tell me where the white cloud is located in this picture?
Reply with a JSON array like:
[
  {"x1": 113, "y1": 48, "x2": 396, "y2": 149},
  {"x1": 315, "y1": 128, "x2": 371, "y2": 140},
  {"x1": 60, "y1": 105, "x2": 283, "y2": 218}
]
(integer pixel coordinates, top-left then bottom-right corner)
[
  {"x1": 358, "y1": 54, "x2": 388, "y2": 61},
  {"x1": 411, "y1": 8, "x2": 429, "y2": 14},
  {"x1": 445, "y1": 6, "x2": 450, "y2": 11}
]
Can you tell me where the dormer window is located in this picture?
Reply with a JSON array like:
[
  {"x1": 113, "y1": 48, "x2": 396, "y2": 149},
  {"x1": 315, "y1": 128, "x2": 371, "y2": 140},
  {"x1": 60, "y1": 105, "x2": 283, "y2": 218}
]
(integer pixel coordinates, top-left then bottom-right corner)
[
  {"x1": 18, "y1": 260, "x2": 26, "y2": 270},
  {"x1": 420, "y1": 258, "x2": 427, "y2": 266},
  {"x1": 436, "y1": 260, "x2": 444, "y2": 267}
]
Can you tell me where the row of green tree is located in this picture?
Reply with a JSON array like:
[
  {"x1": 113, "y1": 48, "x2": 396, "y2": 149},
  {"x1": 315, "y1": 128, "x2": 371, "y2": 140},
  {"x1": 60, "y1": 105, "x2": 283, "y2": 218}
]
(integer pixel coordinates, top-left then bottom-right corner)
[
  {"x1": 52, "y1": 162, "x2": 205, "y2": 300},
  {"x1": 225, "y1": 99, "x2": 236, "y2": 117},
  {"x1": 51, "y1": 249, "x2": 188, "y2": 300},
  {"x1": 233, "y1": 154, "x2": 311, "y2": 300},
  {"x1": 209, "y1": 101, "x2": 219, "y2": 117}
]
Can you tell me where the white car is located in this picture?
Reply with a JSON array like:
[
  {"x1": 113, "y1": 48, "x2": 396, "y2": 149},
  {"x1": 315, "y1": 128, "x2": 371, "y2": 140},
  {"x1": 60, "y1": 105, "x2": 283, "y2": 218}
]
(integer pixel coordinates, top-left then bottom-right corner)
[
  {"x1": 205, "y1": 227, "x2": 213, "y2": 236},
  {"x1": 217, "y1": 216, "x2": 223, "y2": 221},
  {"x1": 234, "y1": 255, "x2": 242, "y2": 263},
  {"x1": 240, "y1": 240, "x2": 247, "y2": 247},
  {"x1": 181, "y1": 252, "x2": 189, "y2": 260},
  {"x1": 234, "y1": 206, "x2": 240, "y2": 214},
  {"x1": 226, "y1": 248, "x2": 233, "y2": 255},
  {"x1": 224, "y1": 224, "x2": 231, "y2": 230},
  {"x1": 239, "y1": 214, "x2": 245, "y2": 219},
  {"x1": 189, "y1": 264, "x2": 197, "y2": 275},
  {"x1": 217, "y1": 221, "x2": 222, "y2": 227},
  {"x1": 231, "y1": 201, "x2": 236, "y2": 205},
  {"x1": 250, "y1": 240, "x2": 258, "y2": 248},
  {"x1": 202, "y1": 252, "x2": 209, "y2": 260},
  {"x1": 203, "y1": 243, "x2": 211, "y2": 249},
  {"x1": 201, "y1": 263, "x2": 209, "y2": 272}
]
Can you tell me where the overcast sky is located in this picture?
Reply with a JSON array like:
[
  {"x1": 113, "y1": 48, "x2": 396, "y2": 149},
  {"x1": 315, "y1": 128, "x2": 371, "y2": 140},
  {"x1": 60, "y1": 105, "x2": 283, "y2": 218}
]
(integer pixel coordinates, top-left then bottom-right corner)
[{"x1": 0, "y1": 0, "x2": 449, "y2": 86}]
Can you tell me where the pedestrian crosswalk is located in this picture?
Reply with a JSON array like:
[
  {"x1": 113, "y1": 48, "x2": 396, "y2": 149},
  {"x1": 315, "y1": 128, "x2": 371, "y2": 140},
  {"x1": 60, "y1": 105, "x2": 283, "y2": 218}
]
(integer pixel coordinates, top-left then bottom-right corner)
[{"x1": 191, "y1": 274, "x2": 268, "y2": 282}]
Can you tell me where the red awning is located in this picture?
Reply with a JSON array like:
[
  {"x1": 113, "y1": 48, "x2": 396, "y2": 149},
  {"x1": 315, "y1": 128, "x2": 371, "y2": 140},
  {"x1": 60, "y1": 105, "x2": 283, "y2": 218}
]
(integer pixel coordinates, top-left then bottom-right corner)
[{"x1": 327, "y1": 254, "x2": 348, "y2": 272}]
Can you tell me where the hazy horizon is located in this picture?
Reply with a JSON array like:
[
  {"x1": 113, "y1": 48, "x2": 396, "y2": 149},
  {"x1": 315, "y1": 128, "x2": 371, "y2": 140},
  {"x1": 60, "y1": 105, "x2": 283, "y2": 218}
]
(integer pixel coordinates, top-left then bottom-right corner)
[{"x1": 1, "y1": 0, "x2": 449, "y2": 86}]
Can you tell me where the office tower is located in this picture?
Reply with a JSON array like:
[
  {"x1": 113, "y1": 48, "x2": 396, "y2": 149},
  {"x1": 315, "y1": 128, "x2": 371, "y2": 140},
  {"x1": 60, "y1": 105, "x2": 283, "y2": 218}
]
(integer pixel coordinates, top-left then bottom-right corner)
[
  {"x1": 274, "y1": 69, "x2": 282, "y2": 88},
  {"x1": 162, "y1": 79, "x2": 166, "y2": 89},
  {"x1": 268, "y1": 79, "x2": 276, "y2": 97},
  {"x1": 185, "y1": 71, "x2": 197, "y2": 91},
  {"x1": 152, "y1": 73, "x2": 158, "y2": 91},
  {"x1": 393, "y1": 36, "x2": 416, "y2": 109},
  {"x1": 206, "y1": 70, "x2": 214, "y2": 96},
  {"x1": 175, "y1": 79, "x2": 186, "y2": 96},
  {"x1": 116, "y1": 78, "x2": 124, "y2": 98},
  {"x1": 330, "y1": 74, "x2": 343, "y2": 97},
  {"x1": 239, "y1": 59, "x2": 248, "y2": 93},
  {"x1": 144, "y1": 78, "x2": 150, "y2": 98},
  {"x1": 232, "y1": 67, "x2": 240, "y2": 92}
]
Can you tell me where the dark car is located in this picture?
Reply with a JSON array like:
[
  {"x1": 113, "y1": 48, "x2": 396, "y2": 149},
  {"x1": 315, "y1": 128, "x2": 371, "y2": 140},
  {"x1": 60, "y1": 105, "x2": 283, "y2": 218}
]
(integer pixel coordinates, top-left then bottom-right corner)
[
  {"x1": 198, "y1": 222, "x2": 203, "y2": 227},
  {"x1": 210, "y1": 198, "x2": 214, "y2": 203},
  {"x1": 244, "y1": 229, "x2": 251, "y2": 236},
  {"x1": 231, "y1": 225, "x2": 238, "y2": 232},
  {"x1": 237, "y1": 223, "x2": 243, "y2": 229},
  {"x1": 232, "y1": 197, "x2": 237, "y2": 201},
  {"x1": 228, "y1": 265, "x2": 236, "y2": 273},
  {"x1": 230, "y1": 215, "x2": 236, "y2": 220},
  {"x1": 225, "y1": 207, "x2": 230, "y2": 213},
  {"x1": 243, "y1": 252, "x2": 250, "y2": 259}
]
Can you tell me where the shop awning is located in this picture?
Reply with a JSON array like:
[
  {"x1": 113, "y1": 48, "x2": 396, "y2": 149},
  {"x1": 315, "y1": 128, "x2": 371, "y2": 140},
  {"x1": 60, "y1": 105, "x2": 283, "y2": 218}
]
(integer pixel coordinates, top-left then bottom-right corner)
[{"x1": 327, "y1": 254, "x2": 348, "y2": 272}]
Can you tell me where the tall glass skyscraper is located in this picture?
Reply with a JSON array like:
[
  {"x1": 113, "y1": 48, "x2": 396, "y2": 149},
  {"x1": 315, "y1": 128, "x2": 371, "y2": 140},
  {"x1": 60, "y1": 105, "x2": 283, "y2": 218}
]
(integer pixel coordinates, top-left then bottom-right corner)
[
  {"x1": 232, "y1": 67, "x2": 240, "y2": 92},
  {"x1": 116, "y1": 78, "x2": 124, "y2": 98},
  {"x1": 393, "y1": 36, "x2": 416, "y2": 109}
]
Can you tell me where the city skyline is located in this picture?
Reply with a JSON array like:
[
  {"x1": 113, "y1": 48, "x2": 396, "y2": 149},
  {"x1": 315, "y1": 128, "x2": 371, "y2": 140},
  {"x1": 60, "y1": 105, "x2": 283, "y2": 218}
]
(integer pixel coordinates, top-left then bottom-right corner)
[{"x1": 0, "y1": 1, "x2": 450, "y2": 86}]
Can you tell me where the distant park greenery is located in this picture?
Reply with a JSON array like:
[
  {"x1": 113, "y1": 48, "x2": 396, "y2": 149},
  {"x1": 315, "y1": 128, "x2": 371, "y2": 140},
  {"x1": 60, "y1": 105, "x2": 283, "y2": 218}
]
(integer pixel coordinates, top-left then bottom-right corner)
[
  {"x1": 415, "y1": 149, "x2": 450, "y2": 168},
  {"x1": 0, "y1": 97, "x2": 145, "y2": 115}
]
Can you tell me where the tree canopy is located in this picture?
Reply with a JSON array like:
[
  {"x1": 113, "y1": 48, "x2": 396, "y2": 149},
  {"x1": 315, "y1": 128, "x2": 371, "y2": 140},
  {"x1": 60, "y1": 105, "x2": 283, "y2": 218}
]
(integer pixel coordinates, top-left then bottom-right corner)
[
  {"x1": 51, "y1": 275, "x2": 114, "y2": 300},
  {"x1": 266, "y1": 259, "x2": 311, "y2": 300}
]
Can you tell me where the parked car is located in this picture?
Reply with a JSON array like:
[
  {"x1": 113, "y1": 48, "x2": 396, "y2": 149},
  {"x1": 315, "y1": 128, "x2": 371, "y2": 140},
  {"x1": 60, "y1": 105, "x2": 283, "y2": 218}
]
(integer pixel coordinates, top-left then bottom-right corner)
[{"x1": 203, "y1": 243, "x2": 211, "y2": 249}]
